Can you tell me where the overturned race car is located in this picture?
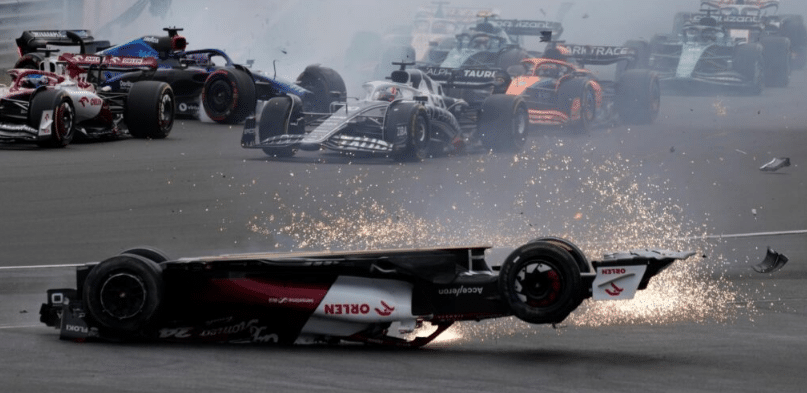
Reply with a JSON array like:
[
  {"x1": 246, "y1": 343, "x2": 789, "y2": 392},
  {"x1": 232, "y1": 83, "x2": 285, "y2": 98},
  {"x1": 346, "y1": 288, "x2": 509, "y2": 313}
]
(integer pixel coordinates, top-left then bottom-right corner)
[{"x1": 40, "y1": 238, "x2": 694, "y2": 347}]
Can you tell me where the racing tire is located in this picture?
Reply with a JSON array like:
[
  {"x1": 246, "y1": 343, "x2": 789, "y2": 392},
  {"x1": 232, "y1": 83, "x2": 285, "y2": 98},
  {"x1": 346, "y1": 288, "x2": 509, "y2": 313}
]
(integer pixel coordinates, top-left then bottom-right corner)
[
  {"x1": 259, "y1": 95, "x2": 303, "y2": 158},
  {"x1": 478, "y1": 94, "x2": 528, "y2": 152},
  {"x1": 498, "y1": 241, "x2": 584, "y2": 325},
  {"x1": 616, "y1": 69, "x2": 661, "y2": 125},
  {"x1": 760, "y1": 36, "x2": 791, "y2": 88},
  {"x1": 202, "y1": 68, "x2": 256, "y2": 124},
  {"x1": 296, "y1": 65, "x2": 347, "y2": 113},
  {"x1": 126, "y1": 81, "x2": 175, "y2": 139},
  {"x1": 385, "y1": 103, "x2": 429, "y2": 162},
  {"x1": 557, "y1": 77, "x2": 597, "y2": 133},
  {"x1": 82, "y1": 254, "x2": 164, "y2": 337},
  {"x1": 119, "y1": 247, "x2": 170, "y2": 263},
  {"x1": 732, "y1": 43, "x2": 764, "y2": 95},
  {"x1": 14, "y1": 53, "x2": 44, "y2": 70},
  {"x1": 782, "y1": 15, "x2": 807, "y2": 69},
  {"x1": 617, "y1": 40, "x2": 650, "y2": 77},
  {"x1": 29, "y1": 90, "x2": 75, "y2": 148}
]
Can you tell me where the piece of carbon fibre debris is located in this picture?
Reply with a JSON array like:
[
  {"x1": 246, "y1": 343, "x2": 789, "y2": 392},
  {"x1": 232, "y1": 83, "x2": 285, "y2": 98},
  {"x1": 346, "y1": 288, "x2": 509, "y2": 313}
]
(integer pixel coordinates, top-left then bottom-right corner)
[
  {"x1": 753, "y1": 247, "x2": 789, "y2": 273},
  {"x1": 759, "y1": 157, "x2": 791, "y2": 172}
]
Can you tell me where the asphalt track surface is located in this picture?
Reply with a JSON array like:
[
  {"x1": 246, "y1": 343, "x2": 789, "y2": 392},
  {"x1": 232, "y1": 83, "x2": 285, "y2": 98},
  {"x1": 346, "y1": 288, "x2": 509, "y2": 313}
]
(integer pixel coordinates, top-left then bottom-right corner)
[{"x1": 1, "y1": 72, "x2": 806, "y2": 392}]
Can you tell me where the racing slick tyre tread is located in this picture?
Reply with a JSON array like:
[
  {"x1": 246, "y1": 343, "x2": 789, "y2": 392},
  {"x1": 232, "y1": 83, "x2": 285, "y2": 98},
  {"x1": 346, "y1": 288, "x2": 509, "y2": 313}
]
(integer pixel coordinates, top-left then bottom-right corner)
[
  {"x1": 125, "y1": 81, "x2": 175, "y2": 139},
  {"x1": 119, "y1": 247, "x2": 171, "y2": 263},
  {"x1": 29, "y1": 89, "x2": 75, "y2": 148},
  {"x1": 478, "y1": 94, "x2": 528, "y2": 152},
  {"x1": 82, "y1": 254, "x2": 164, "y2": 337},
  {"x1": 296, "y1": 65, "x2": 347, "y2": 113},
  {"x1": 386, "y1": 103, "x2": 430, "y2": 162},
  {"x1": 733, "y1": 43, "x2": 764, "y2": 95},
  {"x1": 782, "y1": 15, "x2": 807, "y2": 69},
  {"x1": 557, "y1": 77, "x2": 597, "y2": 133},
  {"x1": 498, "y1": 241, "x2": 584, "y2": 325},
  {"x1": 259, "y1": 95, "x2": 303, "y2": 158},
  {"x1": 14, "y1": 53, "x2": 44, "y2": 70},
  {"x1": 616, "y1": 69, "x2": 661, "y2": 125},
  {"x1": 760, "y1": 36, "x2": 791, "y2": 88},
  {"x1": 202, "y1": 68, "x2": 256, "y2": 124}
]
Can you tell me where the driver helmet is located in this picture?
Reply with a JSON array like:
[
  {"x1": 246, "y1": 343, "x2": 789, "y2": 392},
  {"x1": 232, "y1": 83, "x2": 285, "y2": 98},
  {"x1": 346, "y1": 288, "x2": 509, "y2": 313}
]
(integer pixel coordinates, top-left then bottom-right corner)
[
  {"x1": 19, "y1": 74, "x2": 49, "y2": 89},
  {"x1": 375, "y1": 86, "x2": 399, "y2": 102},
  {"x1": 537, "y1": 63, "x2": 560, "y2": 78}
]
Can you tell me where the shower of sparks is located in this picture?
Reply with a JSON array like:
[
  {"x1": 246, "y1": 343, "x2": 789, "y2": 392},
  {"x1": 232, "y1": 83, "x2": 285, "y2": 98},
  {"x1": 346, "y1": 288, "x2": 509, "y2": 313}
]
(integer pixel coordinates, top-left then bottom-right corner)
[{"x1": 246, "y1": 139, "x2": 757, "y2": 342}]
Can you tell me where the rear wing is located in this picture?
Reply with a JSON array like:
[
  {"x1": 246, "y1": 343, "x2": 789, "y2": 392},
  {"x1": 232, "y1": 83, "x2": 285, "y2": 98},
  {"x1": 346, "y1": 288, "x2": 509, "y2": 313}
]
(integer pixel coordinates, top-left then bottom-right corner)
[
  {"x1": 488, "y1": 19, "x2": 564, "y2": 38},
  {"x1": 16, "y1": 30, "x2": 110, "y2": 55},
  {"x1": 420, "y1": 66, "x2": 509, "y2": 89},
  {"x1": 552, "y1": 44, "x2": 637, "y2": 66}
]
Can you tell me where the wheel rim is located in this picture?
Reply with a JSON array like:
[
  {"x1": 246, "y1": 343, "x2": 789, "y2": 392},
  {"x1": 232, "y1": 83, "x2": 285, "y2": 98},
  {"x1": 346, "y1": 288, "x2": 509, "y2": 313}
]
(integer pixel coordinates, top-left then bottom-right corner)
[
  {"x1": 159, "y1": 92, "x2": 174, "y2": 131},
  {"x1": 206, "y1": 79, "x2": 234, "y2": 115},
  {"x1": 512, "y1": 106, "x2": 528, "y2": 147},
  {"x1": 583, "y1": 86, "x2": 596, "y2": 123},
  {"x1": 514, "y1": 261, "x2": 563, "y2": 307},
  {"x1": 99, "y1": 273, "x2": 147, "y2": 320},
  {"x1": 414, "y1": 116, "x2": 428, "y2": 151},
  {"x1": 55, "y1": 101, "x2": 74, "y2": 141}
]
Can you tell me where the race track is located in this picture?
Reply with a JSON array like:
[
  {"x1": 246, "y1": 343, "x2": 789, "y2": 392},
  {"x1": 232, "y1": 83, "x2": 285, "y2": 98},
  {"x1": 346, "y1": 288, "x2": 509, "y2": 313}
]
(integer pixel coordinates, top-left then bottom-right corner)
[{"x1": 1, "y1": 71, "x2": 805, "y2": 392}]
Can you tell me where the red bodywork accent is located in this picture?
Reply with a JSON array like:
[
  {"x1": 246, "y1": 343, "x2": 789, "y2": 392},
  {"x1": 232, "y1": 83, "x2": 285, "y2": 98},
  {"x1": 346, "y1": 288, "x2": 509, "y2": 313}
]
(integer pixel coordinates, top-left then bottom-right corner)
[{"x1": 7, "y1": 69, "x2": 66, "y2": 93}]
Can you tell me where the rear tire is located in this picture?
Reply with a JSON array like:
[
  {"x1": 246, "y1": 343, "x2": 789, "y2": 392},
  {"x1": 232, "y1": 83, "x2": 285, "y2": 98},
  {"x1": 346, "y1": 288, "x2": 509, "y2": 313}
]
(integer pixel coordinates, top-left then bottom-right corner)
[
  {"x1": 761, "y1": 36, "x2": 791, "y2": 88},
  {"x1": 478, "y1": 94, "x2": 528, "y2": 152},
  {"x1": 259, "y1": 96, "x2": 302, "y2": 157},
  {"x1": 782, "y1": 15, "x2": 807, "y2": 69},
  {"x1": 82, "y1": 254, "x2": 164, "y2": 337},
  {"x1": 616, "y1": 69, "x2": 660, "y2": 125},
  {"x1": 202, "y1": 68, "x2": 256, "y2": 124},
  {"x1": 14, "y1": 53, "x2": 43, "y2": 70},
  {"x1": 498, "y1": 241, "x2": 583, "y2": 324},
  {"x1": 733, "y1": 43, "x2": 764, "y2": 95},
  {"x1": 296, "y1": 65, "x2": 347, "y2": 113},
  {"x1": 29, "y1": 90, "x2": 75, "y2": 148},
  {"x1": 119, "y1": 247, "x2": 170, "y2": 263},
  {"x1": 125, "y1": 81, "x2": 175, "y2": 139}
]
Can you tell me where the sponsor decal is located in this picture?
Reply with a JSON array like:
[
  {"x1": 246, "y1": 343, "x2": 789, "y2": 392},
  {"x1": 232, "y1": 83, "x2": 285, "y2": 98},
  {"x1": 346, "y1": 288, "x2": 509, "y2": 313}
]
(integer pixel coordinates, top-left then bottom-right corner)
[
  {"x1": 249, "y1": 325, "x2": 279, "y2": 343},
  {"x1": 199, "y1": 319, "x2": 259, "y2": 337},
  {"x1": 119, "y1": 80, "x2": 134, "y2": 90},
  {"x1": 78, "y1": 97, "x2": 102, "y2": 107},
  {"x1": 600, "y1": 268, "x2": 626, "y2": 275},
  {"x1": 159, "y1": 327, "x2": 193, "y2": 339},
  {"x1": 30, "y1": 31, "x2": 64, "y2": 38},
  {"x1": 143, "y1": 36, "x2": 159, "y2": 44},
  {"x1": 425, "y1": 67, "x2": 452, "y2": 77},
  {"x1": 396, "y1": 125, "x2": 407, "y2": 137},
  {"x1": 493, "y1": 20, "x2": 556, "y2": 29},
  {"x1": 324, "y1": 303, "x2": 370, "y2": 315},
  {"x1": 267, "y1": 297, "x2": 315, "y2": 304},
  {"x1": 567, "y1": 46, "x2": 632, "y2": 57},
  {"x1": 374, "y1": 300, "x2": 395, "y2": 316},
  {"x1": 437, "y1": 286, "x2": 484, "y2": 296},
  {"x1": 64, "y1": 324, "x2": 88, "y2": 333},
  {"x1": 604, "y1": 282, "x2": 625, "y2": 297},
  {"x1": 462, "y1": 69, "x2": 497, "y2": 78}
]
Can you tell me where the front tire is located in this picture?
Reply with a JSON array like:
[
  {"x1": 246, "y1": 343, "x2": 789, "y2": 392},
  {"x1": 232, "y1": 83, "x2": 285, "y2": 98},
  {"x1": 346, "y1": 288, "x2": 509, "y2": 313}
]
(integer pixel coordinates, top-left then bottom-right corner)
[
  {"x1": 29, "y1": 90, "x2": 75, "y2": 148},
  {"x1": 558, "y1": 77, "x2": 597, "y2": 132},
  {"x1": 478, "y1": 94, "x2": 528, "y2": 152},
  {"x1": 202, "y1": 68, "x2": 256, "y2": 124},
  {"x1": 761, "y1": 36, "x2": 791, "y2": 88},
  {"x1": 733, "y1": 43, "x2": 764, "y2": 95},
  {"x1": 82, "y1": 254, "x2": 164, "y2": 337},
  {"x1": 385, "y1": 103, "x2": 429, "y2": 162},
  {"x1": 125, "y1": 81, "x2": 175, "y2": 139},
  {"x1": 616, "y1": 69, "x2": 660, "y2": 125},
  {"x1": 498, "y1": 241, "x2": 584, "y2": 324},
  {"x1": 259, "y1": 96, "x2": 303, "y2": 158}
]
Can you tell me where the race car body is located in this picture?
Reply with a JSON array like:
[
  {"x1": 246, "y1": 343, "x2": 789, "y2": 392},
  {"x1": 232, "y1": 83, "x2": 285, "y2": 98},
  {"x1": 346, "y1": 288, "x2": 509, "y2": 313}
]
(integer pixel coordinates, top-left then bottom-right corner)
[
  {"x1": 411, "y1": 3, "x2": 491, "y2": 62},
  {"x1": 39, "y1": 238, "x2": 695, "y2": 347},
  {"x1": 241, "y1": 64, "x2": 528, "y2": 161},
  {"x1": 504, "y1": 44, "x2": 661, "y2": 131},
  {"x1": 647, "y1": 1, "x2": 794, "y2": 93},
  {"x1": 0, "y1": 55, "x2": 174, "y2": 147},
  {"x1": 15, "y1": 28, "x2": 345, "y2": 124},
  {"x1": 14, "y1": 29, "x2": 111, "y2": 66}
]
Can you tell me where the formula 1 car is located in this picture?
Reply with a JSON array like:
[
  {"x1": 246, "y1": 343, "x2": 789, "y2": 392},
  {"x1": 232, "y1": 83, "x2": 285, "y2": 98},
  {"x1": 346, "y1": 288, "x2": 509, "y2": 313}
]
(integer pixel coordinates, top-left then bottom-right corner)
[
  {"x1": 504, "y1": 43, "x2": 660, "y2": 131},
  {"x1": 0, "y1": 55, "x2": 174, "y2": 147},
  {"x1": 241, "y1": 63, "x2": 528, "y2": 161},
  {"x1": 15, "y1": 28, "x2": 345, "y2": 124},
  {"x1": 39, "y1": 238, "x2": 695, "y2": 347},
  {"x1": 646, "y1": 1, "x2": 793, "y2": 93},
  {"x1": 14, "y1": 29, "x2": 111, "y2": 68}
]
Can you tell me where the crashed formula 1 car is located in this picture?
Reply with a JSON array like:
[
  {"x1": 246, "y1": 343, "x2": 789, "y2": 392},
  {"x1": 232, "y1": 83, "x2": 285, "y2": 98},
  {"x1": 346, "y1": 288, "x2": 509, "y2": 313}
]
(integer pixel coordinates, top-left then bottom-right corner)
[
  {"x1": 40, "y1": 238, "x2": 694, "y2": 347},
  {"x1": 0, "y1": 55, "x2": 174, "y2": 147},
  {"x1": 241, "y1": 63, "x2": 528, "y2": 161},
  {"x1": 15, "y1": 28, "x2": 345, "y2": 124}
]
